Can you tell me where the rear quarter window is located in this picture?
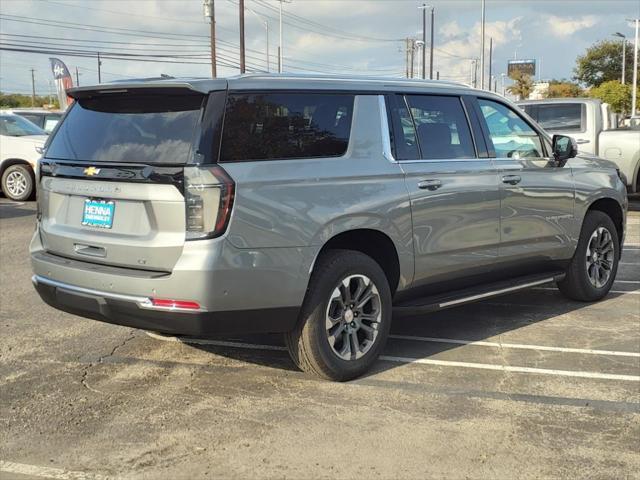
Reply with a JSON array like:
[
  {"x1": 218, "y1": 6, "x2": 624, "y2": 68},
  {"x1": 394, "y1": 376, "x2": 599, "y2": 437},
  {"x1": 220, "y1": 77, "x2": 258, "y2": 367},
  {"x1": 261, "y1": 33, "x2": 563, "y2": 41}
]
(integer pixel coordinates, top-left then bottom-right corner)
[{"x1": 220, "y1": 92, "x2": 354, "y2": 162}]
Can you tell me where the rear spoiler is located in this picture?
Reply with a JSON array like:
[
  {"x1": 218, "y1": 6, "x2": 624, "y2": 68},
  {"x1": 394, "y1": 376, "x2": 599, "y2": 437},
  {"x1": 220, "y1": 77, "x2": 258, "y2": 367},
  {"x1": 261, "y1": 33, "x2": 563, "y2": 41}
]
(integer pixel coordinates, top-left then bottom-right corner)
[{"x1": 67, "y1": 79, "x2": 228, "y2": 100}]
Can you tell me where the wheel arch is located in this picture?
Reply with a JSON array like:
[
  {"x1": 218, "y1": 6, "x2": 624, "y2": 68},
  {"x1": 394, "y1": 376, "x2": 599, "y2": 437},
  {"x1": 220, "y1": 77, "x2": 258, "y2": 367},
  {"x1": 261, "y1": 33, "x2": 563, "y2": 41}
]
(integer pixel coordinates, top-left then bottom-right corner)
[
  {"x1": 586, "y1": 197, "x2": 624, "y2": 247},
  {"x1": 0, "y1": 158, "x2": 34, "y2": 179},
  {"x1": 310, "y1": 228, "x2": 403, "y2": 297}
]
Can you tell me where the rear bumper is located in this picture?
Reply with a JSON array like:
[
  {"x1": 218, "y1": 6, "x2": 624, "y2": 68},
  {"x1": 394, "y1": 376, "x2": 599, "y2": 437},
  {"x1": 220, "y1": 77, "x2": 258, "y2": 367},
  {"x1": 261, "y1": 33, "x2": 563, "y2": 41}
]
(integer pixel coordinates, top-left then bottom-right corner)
[{"x1": 32, "y1": 274, "x2": 299, "y2": 335}]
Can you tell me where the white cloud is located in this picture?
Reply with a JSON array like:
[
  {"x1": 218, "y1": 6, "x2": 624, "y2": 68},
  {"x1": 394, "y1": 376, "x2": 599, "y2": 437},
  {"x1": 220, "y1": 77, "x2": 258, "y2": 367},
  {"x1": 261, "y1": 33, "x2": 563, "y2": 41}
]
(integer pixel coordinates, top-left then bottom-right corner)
[{"x1": 546, "y1": 15, "x2": 598, "y2": 37}]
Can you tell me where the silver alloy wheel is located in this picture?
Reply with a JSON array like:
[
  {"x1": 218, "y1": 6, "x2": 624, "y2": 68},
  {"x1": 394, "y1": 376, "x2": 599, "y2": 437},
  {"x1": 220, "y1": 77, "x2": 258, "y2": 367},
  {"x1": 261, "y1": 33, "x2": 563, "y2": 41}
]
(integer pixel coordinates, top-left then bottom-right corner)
[
  {"x1": 325, "y1": 274, "x2": 382, "y2": 361},
  {"x1": 5, "y1": 170, "x2": 28, "y2": 197},
  {"x1": 585, "y1": 226, "x2": 615, "y2": 288}
]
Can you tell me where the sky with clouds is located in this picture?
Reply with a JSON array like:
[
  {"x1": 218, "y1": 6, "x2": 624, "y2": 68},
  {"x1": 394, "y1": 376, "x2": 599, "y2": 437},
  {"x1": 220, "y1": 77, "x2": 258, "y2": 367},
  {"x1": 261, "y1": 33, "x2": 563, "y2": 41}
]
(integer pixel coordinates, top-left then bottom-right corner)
[{"x1": 0, "y1": 0, "x2": 638, "y2": 96}]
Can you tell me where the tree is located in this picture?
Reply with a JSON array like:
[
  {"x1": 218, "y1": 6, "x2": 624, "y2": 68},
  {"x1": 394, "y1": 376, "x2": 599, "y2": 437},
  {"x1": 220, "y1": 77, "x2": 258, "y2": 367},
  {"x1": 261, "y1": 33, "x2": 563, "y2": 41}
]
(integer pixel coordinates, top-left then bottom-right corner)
[
  {"x1": 574, "y1": 39, "x2": 634, "y2": 88},
  {"x1": 507, "y1": 71, "x2": 533, "y2": 100},
  {"x1": 546, "y1": 80, "x2": 584, "y2": 98},
  {"x1": 589, "y1": 80, "x2": 639, "y2": 114}
]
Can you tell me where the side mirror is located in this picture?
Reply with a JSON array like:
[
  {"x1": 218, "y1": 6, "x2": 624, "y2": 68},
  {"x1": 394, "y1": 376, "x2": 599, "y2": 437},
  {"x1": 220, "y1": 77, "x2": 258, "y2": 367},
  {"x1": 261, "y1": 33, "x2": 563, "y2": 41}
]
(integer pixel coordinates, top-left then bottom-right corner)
[{"x1": 552, "y1": 134, "x2": 577, "y2": 166}]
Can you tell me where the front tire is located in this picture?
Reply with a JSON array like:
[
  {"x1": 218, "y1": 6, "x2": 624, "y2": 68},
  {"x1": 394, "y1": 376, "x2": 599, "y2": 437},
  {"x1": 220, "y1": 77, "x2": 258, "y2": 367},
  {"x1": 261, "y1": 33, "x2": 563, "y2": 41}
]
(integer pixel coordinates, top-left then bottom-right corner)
[
  {"x1": 1, "y1": 164, "x2": 34, "y2": 201},
  {"x1": 558, "y1": 210, "x2": 619, "y2": 302},
  {"x1": 285, "y1": 249, "x2": 392, "y2": 381}
]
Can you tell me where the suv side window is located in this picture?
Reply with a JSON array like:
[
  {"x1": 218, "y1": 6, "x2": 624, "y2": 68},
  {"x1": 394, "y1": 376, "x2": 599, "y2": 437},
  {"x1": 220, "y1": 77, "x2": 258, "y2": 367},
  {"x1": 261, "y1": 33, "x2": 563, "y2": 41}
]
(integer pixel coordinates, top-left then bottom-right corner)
[
  {"x1": 406, "y1": 95, "x2": 476, "y2": 160},
  {"x1": 478, "y1": 98, "x2": 543, "y2": 159},
  {"x1": 220, "y1": 92, "x2": 354, "y2": 162},
  {"x1": 387, "y1": 94, "x2": 420, "y2": 160}
]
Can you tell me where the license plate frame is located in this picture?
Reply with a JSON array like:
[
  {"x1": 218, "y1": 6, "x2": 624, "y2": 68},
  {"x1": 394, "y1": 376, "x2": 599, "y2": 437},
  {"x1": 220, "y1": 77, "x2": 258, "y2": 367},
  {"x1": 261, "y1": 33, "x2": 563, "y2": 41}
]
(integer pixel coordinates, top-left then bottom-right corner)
[{"x1": 81, "y1": 199, "x2": 115, "y2": 229}]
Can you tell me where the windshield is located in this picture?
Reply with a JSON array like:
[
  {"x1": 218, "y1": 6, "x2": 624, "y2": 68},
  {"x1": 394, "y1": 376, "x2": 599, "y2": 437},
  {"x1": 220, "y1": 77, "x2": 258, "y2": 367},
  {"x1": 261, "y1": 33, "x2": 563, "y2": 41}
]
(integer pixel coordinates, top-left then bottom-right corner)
[
  {"x1": 0, "y1": 114, "x2": 47, "y2": 137},
  {"x1": 45, "y1": 93, "x2": 205, "y2": 164}
]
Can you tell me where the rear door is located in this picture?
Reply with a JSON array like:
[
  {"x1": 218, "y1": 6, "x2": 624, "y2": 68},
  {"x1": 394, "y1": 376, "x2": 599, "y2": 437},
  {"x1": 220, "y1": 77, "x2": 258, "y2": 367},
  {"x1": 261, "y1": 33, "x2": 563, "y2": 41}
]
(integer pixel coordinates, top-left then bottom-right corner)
[
  {"x1": 389, "y1": 93, "x2": 500, "y2": 289},
  {"x1": 474, "y1": 97, "x2": 575, "y2": 264},
  {"x1": 38, "y1": 88, "x2": 210, "y2": 272}
]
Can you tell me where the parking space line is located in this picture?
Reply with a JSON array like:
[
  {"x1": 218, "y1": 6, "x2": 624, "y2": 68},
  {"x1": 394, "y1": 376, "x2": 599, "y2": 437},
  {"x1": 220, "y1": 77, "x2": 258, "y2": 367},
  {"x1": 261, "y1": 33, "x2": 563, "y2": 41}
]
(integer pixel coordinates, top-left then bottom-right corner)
[
  {"x1": 620, "y1": 262, "x2": 639, "y2": 265},
  {"x1": 0, "y1": 460, "x2": 110, "y2": 480},
  {"x1": 147, "y1": 334, "x2": 640, "y2": 382},
  {"x1": 378, "y1": 356, "x2": 640, "y2": 381},
  {"x1": 616, "y1": 280, "x2": 640, "y2": 284},
  {"x1": 387, "y1": 334, "x2": 640, "y2": 357},
  {"x1": 534, "y1": 287, "x2": 640, "y2": 295}
]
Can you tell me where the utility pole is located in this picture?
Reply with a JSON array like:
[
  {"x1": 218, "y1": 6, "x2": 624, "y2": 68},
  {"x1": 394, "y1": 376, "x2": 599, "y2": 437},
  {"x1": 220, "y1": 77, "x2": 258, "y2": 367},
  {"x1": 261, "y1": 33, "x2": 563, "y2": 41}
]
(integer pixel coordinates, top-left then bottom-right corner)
[
  {"x1": 97, "y1": 52, "x2": 102, "y2": 83},
  {"x1": 409, "y1": 39, "x2": 416, "y2": 79},
  {"x1": 436, "y1": 71, "x2": 439, "y2": 80},
  {"x1": 203, "y1": 0, "x2": 217, "y2": 78},
  {"x1": 429, "y1": 6, "x2": 434, "y2": 79},
  {"x1": 75, "y1": 66, "x2": 80, "y2": 86},
  {"x1": 613, "y1": 32, "x2": 627, "y2": 84},
  {"x1": 30, "y1": 68, "x2": 35, "y2": 106},
  {"x1": 630, "y1": 18, "x2": 639, "y2": 116},
  {"x1": 421, "y1": 4, "x2": 427, "y2": 79},
  {"x1": 480, "y1": 0, "x2": 486, "y2": 89},
  {"x1": 239, "y1": 0, "x2": 246, "y2": 73},
  {"x1": 501, "y1": 72, "x2": 506, "y2": 96},
  {"x1": 487, "y1": 37, "x2": 492, "y2": 91},
  {"x1": 277, "y1": 0, "x2": 290, "y2": 73},
  {"x1": 405, "y1": 38, "x2": 410, "y2": 78}
]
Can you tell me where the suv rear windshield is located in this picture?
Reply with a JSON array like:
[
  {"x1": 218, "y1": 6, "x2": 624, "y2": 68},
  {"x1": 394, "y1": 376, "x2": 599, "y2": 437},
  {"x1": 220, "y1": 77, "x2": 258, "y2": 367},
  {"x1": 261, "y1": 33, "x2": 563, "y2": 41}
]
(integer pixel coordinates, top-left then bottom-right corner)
[
  {"x1": 46, "y1": 93, "x2": 204, "y2": 164},
  {"x1": 220, "y1": 92, "x2": 354, "y2": 162},
  {"x1": 522, "y1": 103, "x2": 584, "y2": 132}
]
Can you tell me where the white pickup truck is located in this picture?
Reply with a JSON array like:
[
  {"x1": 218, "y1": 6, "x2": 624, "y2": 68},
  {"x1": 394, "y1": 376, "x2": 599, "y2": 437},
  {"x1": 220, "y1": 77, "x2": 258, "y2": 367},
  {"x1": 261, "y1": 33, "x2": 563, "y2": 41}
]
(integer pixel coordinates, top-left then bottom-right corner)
[{"x1": 518, "y1": 98, "x2": 640, "y2": 193}]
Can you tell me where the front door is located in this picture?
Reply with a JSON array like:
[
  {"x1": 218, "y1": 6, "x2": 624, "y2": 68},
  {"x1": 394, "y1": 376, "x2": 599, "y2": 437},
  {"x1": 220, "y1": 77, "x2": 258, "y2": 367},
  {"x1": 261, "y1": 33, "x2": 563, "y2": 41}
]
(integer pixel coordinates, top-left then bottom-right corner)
[{"x1": 475, "y1": 98, "x2": 575, "y2": 265}]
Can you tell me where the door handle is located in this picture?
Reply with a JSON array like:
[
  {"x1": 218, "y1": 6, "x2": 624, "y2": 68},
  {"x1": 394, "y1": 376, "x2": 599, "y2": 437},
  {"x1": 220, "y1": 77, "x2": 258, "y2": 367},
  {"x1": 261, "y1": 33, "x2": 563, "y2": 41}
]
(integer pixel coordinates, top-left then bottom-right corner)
[
  {"x1": 575, "y1": 139, "x2": 590, "y2": 144},
  {"x1": 418, "y1": 179, "x2": 442, "y2": 190},
  {"x1": 501, "y1": 174, "x2": 522, "y2": 185}
]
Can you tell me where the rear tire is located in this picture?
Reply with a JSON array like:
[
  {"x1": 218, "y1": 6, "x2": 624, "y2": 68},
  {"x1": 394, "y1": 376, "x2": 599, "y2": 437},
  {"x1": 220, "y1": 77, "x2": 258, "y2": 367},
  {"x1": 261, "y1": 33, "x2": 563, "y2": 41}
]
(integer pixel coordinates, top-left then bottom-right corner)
[
  {"x1": 558, "y1": 210, "x2": 619, "y2": 302},
  {"x1": 1, "y1": 164, "x2": 34, "y2": 201},
  {"x1": 285, "y1": 249, "x2": 392, "y2": 381}
]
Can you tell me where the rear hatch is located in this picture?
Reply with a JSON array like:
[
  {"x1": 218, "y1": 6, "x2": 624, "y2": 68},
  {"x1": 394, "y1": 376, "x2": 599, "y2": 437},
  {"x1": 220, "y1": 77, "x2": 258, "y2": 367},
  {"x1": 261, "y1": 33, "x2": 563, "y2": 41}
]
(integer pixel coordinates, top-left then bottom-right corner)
[{"x1": 38, "y1": 86, "x2": 222, "y2": 272}]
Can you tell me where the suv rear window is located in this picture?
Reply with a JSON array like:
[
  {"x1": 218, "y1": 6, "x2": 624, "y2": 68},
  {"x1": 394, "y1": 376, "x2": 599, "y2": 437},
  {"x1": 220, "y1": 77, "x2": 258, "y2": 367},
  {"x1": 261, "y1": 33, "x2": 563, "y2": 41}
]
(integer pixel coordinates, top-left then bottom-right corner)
[
  {"x1": 522, "y1": 103, "x2": 584, "y2": 132},
  {"x1": 220, "y1": 92, "x2": 354, "y2": 162},
  {"x1": 46, "y1": 93, "x2": 204, "y2": 164}
]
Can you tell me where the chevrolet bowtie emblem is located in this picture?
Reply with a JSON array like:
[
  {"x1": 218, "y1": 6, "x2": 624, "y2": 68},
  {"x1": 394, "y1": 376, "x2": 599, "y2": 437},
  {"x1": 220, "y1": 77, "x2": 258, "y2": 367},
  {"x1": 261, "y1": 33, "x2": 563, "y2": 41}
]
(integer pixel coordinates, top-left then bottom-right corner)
[{"x1": 83, "y1": 166, "x2": 101, "y2": 176}]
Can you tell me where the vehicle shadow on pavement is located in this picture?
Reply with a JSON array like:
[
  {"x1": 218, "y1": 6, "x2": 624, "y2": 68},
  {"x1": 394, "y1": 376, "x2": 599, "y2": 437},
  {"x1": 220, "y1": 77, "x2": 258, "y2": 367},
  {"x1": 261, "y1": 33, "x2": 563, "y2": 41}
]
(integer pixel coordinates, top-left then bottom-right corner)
[
  {"x1": 0, "y1": 203, "x2": 35, "y2": 220},
  {"x1": 180, "y1": 287, "x2": 635, "y2": 380}
]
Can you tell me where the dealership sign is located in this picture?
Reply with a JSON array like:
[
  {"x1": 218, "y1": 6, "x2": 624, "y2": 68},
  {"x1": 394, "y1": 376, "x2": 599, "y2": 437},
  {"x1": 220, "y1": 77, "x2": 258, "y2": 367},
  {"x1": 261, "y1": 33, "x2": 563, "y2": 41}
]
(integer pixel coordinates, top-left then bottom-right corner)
[{"x1": 507, "y1": 59, "x2": 536, "y2": 79}]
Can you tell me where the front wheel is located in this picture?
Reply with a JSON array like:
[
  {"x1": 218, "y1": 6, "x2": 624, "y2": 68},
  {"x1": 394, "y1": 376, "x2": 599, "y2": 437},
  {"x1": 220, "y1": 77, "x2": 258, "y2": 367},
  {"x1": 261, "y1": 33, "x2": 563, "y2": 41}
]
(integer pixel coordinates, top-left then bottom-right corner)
[
  {"x1": 558, "y1": 211, "x2": 620, "y2": 302},
  {"x1": 285, "y1": 249, "x2": 392, "y2": 381},
  {"x1": 1, "y1": 164, "x2": 34, "y2": 201}
]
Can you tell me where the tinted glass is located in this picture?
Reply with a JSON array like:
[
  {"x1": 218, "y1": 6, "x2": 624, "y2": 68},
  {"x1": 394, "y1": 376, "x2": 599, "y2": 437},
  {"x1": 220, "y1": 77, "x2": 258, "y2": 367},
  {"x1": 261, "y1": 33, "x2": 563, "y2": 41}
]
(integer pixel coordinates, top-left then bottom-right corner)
[
  {"x1": 405, "y1": 95, "x2": 475, "y2": 159},
  {"x1": 478, "y1": 99, "x2": 543, "y2": 158},
  {"x1": 46, "y1": 94, "x2": 204, "y2": 164},
  {"x1": 530, "y1": 104, "x2": 584, "y2": 131},
  {"x1": 0, "y1": 114, "x2": 46, "y2": 136},
  {"x1": 22, "y1": 114, "x2": 44, "y2": 128},
  {"x1": 387, "y1": 95, "x2": 419, "y2": 160},
  {"x1": 220, "y1": 92, "x2": 354, "y2": 162}
]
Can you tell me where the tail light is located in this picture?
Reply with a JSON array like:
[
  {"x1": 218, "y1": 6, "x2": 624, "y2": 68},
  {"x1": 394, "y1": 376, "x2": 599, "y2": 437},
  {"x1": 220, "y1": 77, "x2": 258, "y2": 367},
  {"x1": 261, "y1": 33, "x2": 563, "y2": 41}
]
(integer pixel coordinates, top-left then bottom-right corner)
[{"x1": 184, "y1": 165, "x2": 235, "y2": 240}]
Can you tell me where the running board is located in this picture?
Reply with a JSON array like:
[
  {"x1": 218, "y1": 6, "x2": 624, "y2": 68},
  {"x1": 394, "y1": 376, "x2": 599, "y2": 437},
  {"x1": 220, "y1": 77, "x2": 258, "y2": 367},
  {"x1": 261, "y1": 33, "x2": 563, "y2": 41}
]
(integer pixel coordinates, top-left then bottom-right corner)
[{"x1": 393, "y1": 272, "x2": 565, "y2": 314}]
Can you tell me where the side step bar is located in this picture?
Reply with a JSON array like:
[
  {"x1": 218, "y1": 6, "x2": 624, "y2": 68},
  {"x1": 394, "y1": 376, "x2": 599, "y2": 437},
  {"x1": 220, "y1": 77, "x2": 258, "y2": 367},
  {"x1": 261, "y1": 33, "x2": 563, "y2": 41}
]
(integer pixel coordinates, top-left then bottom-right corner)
[{"x1": 393, "y1": 272, "x2": 565, "y2": 314}]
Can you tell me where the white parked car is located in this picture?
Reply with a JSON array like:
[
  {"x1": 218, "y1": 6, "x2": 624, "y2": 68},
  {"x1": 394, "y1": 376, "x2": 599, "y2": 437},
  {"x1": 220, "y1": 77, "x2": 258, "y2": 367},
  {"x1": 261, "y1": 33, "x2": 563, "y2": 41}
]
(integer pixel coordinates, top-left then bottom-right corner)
[
  {"x1": 0, "y1": 113, "x2": 47, "y2": 201},
  {"x1": 518, "y1": 98, "x2": 640, "y2": 193}
]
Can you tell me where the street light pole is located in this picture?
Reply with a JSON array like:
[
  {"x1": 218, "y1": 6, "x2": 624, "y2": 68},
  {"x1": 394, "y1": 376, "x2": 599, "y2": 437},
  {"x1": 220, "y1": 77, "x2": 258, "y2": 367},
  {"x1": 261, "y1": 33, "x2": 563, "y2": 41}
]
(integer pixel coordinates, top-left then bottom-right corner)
[
  {"x1": 277, "y1": 0, "x2": 290, "y2": 73},
  {"x1": 480, "y1": 0, "x2": 485, "y2": 89},
  {"x1": 421, "y1": 3, "x2": 426, "y2": 80},
  {"x1": 246, "y1": 6, "x2": 270, "y2": 72},
  {"x1": 630, "y1": 18, "x2": 639, "y2": 116},
  {"x1": 613, "y1": 32, "x2": 627, "y2": 84},
  {"x1": 239, "y1": 0, "x2": 246, "y2": 73},
  {"x1": 429, "y1": 7, "x2": 434, "y2": 79}
]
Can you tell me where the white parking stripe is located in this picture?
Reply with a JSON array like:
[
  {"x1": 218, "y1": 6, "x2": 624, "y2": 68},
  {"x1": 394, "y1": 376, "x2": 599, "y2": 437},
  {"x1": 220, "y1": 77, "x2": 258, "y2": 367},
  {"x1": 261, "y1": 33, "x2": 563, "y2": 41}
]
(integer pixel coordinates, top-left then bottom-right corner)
[
  {"x1": 620, "y1": 262, "x2": 639, "y2": 265},
  {"x1": 0, "y1": 460, "x2": 110, "y2": 480},
  {"x1": 387, "y1": 334, "x2": 640, "y2": 357},
  {"x1": 147, "y1": 334, "x2": 640, "y2": 382},
  {"x1": 616, "y1": 280, "x2": 640, "y2": 284},
  {"x1": 534, "y1": 287, "x2": 640, "y2": 295},
  {"x1": 378, "y1": 356, "x2": 640, "y2": 382}
]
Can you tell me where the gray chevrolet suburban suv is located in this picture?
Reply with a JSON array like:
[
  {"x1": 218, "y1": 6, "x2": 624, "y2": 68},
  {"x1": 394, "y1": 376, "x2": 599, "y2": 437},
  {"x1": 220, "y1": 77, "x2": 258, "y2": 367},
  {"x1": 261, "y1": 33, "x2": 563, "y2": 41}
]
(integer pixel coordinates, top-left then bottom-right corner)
[{"x1": 31, "y1": 74, "x2": 627, "y2": 381}]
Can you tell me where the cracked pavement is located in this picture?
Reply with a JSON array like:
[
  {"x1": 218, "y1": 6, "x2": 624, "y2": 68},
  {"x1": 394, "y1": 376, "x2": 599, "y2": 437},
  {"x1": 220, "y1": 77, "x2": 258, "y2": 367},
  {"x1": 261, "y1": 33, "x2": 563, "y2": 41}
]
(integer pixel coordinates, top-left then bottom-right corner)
[{"x1": 1, "y1": 198, "x2": 639, "y2": 479}]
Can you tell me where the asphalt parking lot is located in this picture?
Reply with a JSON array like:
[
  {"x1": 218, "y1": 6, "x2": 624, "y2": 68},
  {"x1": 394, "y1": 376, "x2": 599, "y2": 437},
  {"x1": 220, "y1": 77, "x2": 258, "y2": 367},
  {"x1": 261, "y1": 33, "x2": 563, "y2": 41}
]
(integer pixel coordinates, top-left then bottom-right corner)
[{"x1": 1, "y1": 197, "x2": 638, "y2": 480}]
